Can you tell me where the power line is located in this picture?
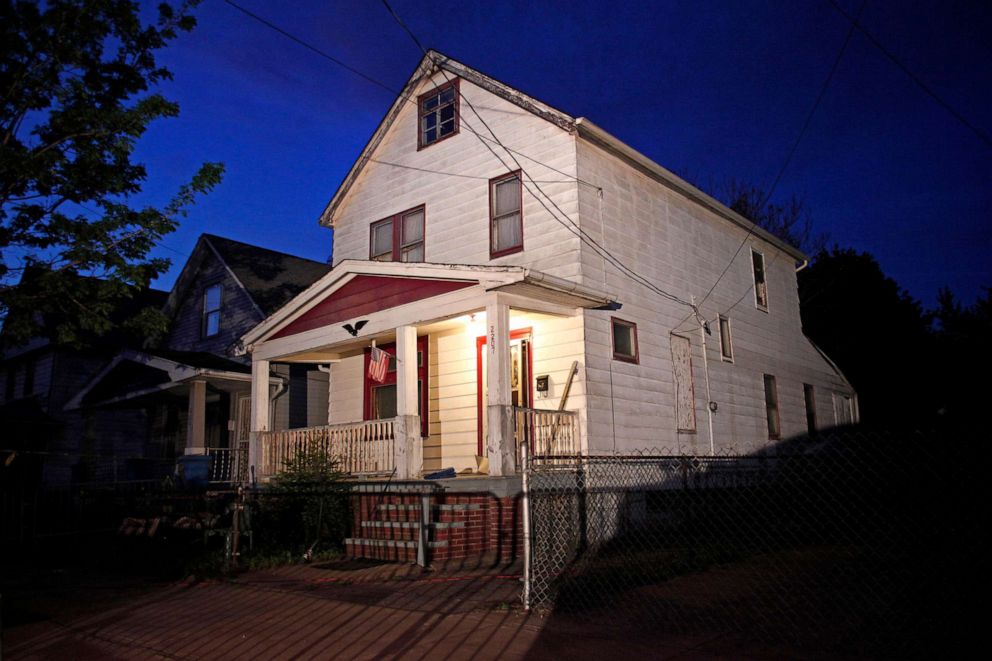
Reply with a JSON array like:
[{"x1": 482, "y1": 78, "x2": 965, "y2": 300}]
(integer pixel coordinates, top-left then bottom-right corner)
[
  {"x1": 221, "y1": 0, "x2": 596, "y2": 191},
  {"x1": 826, "y1": 0, "x2": 992, "y2": 149},
  {"x1": 673, "y1": 0, "x2": 866, "y2": 331},
  {"x1": 369, "y1": 158, "x2": 585, "y2": 185},
  {"x1": 379, "y1": 0, "x2": 698, "y2": 311}
]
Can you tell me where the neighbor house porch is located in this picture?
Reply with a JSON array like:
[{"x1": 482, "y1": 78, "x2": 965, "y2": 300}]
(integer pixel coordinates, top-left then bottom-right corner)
[{"x1": 239, "y1": 261, "x2": 616, "y2": 481}]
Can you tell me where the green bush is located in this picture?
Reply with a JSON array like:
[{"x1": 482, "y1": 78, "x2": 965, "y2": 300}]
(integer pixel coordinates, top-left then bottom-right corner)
[{"x1": 252, "y1": 447, "x2": 350, "y2": 558}]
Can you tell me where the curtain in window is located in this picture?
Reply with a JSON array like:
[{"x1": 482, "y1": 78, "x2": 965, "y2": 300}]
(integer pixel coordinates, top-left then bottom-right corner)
[{"x1": 493, "y1": 177, "x2": 521, "y2": 252}]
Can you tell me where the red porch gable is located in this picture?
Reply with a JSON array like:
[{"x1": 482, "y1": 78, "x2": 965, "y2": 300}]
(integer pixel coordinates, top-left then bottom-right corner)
[{"x1": 271, "y1": 275, "x2": 474, "y2": 339}]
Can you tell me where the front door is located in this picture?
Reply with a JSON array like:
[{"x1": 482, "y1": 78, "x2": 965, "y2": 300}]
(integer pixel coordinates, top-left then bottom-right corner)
[{"x1": 477, "y1": 329, "x2": 532, "y2": 457}]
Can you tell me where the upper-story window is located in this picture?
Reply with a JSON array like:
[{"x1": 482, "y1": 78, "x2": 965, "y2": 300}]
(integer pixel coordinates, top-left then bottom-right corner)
[
  {"x1": 490, "y1": 171, "x2": 523, "y2": 258},
  {"x1": 202, "y1": 284, "x2": 222, "y2": 338},
  {"x1": 370, "y1": 207, "x2": 425, "y2": 262},
  {"x1": 751, "y1": 248, "x2": 768, "y2": 310},
  {"x1": 418, "y1": 79, "x2": 459, "y2": 149}
]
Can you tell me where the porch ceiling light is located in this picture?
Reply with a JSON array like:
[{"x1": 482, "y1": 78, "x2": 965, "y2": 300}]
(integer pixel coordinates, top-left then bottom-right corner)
[{"x1": 342, "y1": 320, "x2": 368, "y2": 336}]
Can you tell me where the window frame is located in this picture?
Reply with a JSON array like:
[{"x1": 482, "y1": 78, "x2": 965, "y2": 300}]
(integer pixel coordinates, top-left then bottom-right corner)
[
  {"x1": 201, "y1": 283, "x2": 222, "y2": 338},
  {"x1": 489, "y1": 170, "x2": 524, "y2": 258},
  {"x1": 751, "y1": 248, "x2": 768, "y2": 311},
  {"x1": 368, "y1": 205, "x2": 426, "y2": 263},
  {"x1": 363, "y1": 336, "x2": 429, "y2": 437},
  {"x1": 417, "y1": 78, "x2": 460, "y2": 150},
  {"x1": 718, "y1": 315, "x2": 734, "y2": 362},
  {"x1": 763, "y1": 374, "x2": 781, "y2": 440},
  {"x1": 803, "y1": 383, "x2": 817, "y2": 436},
  {"x1": 611, "y1": 317, "x2": 639, "y2": 364}
]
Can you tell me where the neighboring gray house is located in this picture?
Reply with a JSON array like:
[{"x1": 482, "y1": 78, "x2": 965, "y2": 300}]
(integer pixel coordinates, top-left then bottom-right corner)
[
  {"x1": 49, "y1": 234, "x2": 332, "y2": 482},
  {"x1": 239, "y1": 50, "x2": 857, "y2": 486}
]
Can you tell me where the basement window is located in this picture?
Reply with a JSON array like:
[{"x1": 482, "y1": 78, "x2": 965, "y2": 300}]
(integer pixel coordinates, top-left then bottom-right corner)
[
  {"x1": 418, "y1": 79, "x2": 459, "y2": 149},
  {"x1": 612, "y1": 318, "x2": 639, "y2": 363}
]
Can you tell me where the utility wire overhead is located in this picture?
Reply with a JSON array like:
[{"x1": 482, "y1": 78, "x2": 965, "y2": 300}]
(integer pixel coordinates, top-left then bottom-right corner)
[
  {"x1": 379, "y1": 0, "x2": 699, "y2": 312},
  {"x1": 222, "y1": 0, "x2": 594, "y2": 190},
  {"x1": 673, "y1": 0, "x2": 866, "y2": 332},
  {"x1": 826, "y1": 0, "x2": 992, "y2": 149}
]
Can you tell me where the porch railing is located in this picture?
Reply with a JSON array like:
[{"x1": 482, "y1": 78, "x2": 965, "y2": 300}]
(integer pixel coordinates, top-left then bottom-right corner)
[
  {"x1": 514, "y1": 407, "x2": 579, "y2": 463},
  {"x1": 258, "y1": 418, "x2": 397, "y2": 479},
  {"x1": 207, "y1": 443, "x2": 249, "y2": 485}
]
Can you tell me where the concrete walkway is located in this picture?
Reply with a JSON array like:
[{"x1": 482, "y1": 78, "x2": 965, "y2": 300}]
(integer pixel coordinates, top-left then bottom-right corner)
[{"x1": 4, "y1": 559, "x2": 768, "y2": 660}]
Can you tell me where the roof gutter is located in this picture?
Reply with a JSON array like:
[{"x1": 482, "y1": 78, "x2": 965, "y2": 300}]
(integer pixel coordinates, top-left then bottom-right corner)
[
  {"x1": 574, "y1": 118, "x2": 808, "y2": 264},
  {"x1": 518, "y1": 270, "x2": 619, "y2": 308}
]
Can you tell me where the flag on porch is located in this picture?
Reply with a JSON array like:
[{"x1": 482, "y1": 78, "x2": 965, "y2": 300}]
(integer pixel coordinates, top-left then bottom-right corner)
[{"x1": 369, "y1": 345, "x2": 389, "y2": 383}]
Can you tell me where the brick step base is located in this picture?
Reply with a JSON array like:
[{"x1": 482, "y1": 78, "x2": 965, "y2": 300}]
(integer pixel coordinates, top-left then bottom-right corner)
[{"x1": 344, "y1": 537, "x2": 447, "y2": 563}]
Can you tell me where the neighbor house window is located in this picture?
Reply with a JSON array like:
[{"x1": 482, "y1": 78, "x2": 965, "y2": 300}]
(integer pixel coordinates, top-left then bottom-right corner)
[
  {"x1": 202, "y1": 284, "x2": 222, "y2": 338},
  {"x1": 418, "y1": 79, "x2": 459, "y2": 149},
  {"x1": 490, "y1": 171, "x2": 523, "y2": 257},
  {"x1": 718, "y1": 315, "x2": 734, "y2": 362},
  {"x1": 752, "y1": 249, "x2": 768, "y2": 310},
  {"x1": 363, "y1": 337, "x2": 429, "y2": 437},
  {"x1": 612, "y1": 318, "x2": 638, "y2": 363},
  {"x1": 763, "y1": 374, "x2": 780, "y2": 440},
  {"x1": 804, "y1": 383, "x2": 817, "y2": 435},
  {"x1": 370, "y1": 207, "x2": 425, "y2": 262}
]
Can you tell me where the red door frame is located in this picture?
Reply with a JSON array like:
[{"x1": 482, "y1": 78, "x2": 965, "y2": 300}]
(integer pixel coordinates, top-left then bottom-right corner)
[{"x1": 476, "y1": 327, "x2": 533, "y2": 456}]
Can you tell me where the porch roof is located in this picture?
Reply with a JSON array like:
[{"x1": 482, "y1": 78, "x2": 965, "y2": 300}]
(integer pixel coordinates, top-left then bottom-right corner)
[
  {"x1": 239, "y1": 260, "x2": 619, "y2": 353},
  {"x1": 64, "y1": 349, "x2": 281, "y2": 411}
]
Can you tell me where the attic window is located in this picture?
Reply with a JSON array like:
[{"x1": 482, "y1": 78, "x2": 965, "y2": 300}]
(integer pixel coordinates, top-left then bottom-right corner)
[
  {"x1": 202, "y1": 284, "x2": 222, "y2": 338},
  {"x1": 418, "y1": 79, "x2": 459, "y2": 149}
]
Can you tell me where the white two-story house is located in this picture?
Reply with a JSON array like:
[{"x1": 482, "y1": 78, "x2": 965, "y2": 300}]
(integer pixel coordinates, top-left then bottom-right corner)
[{"x1": 239, "y1": 50, "x2": 856, "y2": 486}]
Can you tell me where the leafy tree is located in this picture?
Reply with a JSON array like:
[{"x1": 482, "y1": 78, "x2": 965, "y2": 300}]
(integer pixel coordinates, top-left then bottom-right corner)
[
  {"x1": 799, "y1": 247, "x2": 935, "y2": 426},
  {"x1": 722, "y1": 179, "x2": 828, "y2": 255},
  {"x1": 929, "y1": 287, "x2": 991, "y2": 429},
  {"x1": 0, "y1": 0, "x2": 223, "y2": 347}
]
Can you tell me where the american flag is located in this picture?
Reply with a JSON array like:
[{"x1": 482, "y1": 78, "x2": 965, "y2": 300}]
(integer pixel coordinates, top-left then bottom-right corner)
[{"x1": 368, "y1": 345, "x2": 389, "y2": 383}]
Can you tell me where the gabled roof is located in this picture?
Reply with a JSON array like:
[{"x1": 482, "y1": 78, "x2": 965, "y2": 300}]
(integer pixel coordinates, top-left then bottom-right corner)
[
  {"x1": 203, "y1": 234, "x2": 332, "y2": 316},
  {"x1": 163, "y1": 234, "x2": 332, "y2": 324},
  {"x1": 318, "y1": 50, "x2": 807, "y2": 263},
  {"x1": 240, "y1": 260, "x2": 619, "y2": 351}
]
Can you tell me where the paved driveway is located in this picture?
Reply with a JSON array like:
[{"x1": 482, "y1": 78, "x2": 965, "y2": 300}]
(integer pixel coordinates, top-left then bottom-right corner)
[{"x1": 4, "y1": 559, "x2": 773, "y2": 660}]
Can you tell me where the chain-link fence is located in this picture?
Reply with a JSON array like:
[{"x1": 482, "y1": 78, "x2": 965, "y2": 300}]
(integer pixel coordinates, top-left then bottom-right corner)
[{"x1": 523, "y1": 428, "x2": 983, "y2": 657}]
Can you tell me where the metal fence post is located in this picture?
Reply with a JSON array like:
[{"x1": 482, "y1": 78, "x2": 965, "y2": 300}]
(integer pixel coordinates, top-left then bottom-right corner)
[{"x1": 521, "y1": 440, "x2": 531, "y2": 611}]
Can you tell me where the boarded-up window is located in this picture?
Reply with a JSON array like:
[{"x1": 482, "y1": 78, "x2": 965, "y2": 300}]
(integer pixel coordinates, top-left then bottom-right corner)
[
  {"x1": 670, "y1": 334, "x2": 696, "y2": 432},
  {"x1": 833, "y1": 392, "x2": 854, "y2": 426},
  {"x1": 719, "y1": 315, "x2": 733, "y2": 362}
]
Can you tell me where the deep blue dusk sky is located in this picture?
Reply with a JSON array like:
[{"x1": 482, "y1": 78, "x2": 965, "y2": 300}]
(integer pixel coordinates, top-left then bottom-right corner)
[{"x1": 135, "y1": 0, "x2": 991, "y2": 308}]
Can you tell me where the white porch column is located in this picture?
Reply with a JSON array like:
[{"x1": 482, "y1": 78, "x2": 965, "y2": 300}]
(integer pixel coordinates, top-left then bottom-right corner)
[
  {"x1": 395, "y1": 325, "x2": 419, "y2": 479},
  {"x1": 486, "y1": 300, "x2": 515, "y2": 475},
  {"x1": 249, "y1": 356, "x2": 270, "y2": 480},
  {"x1": 185, "y1": 379, "x2": 207, "y2": 455}
]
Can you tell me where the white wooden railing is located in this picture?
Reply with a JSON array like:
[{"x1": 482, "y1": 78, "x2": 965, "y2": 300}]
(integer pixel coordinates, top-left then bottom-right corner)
[
  {"x1": 513, "y1": 407, "x2": 580, "y2": 463},
  {"x1": 259, "y1": 419, "x2": 397, "y2": 479},
  {"x1": 207, "y1": 443, "x2": 249, "y2": 484}
]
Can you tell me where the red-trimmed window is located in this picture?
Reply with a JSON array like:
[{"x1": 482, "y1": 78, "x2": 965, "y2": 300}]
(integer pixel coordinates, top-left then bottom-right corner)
[
  {"x1": 418, "y1": 79, "x2": 459, "y2": 149},
  {"x1": 490, "y1": 171, "x2": 523, "y2": 257},
  {"x1": 370, "y1": 206, "x2": 425, "y2": 262},
  {"x1": 363, "y1": 336, "x2": 429, "y2": 437},
  {"x1": 612, "y1": 317, "x2": 639, "y2": 363}
]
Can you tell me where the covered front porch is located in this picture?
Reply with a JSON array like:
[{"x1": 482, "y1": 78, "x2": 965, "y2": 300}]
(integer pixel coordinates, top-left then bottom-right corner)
[{"x1": 240, "y1": 261, "x2": 615, "y2": 481}]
